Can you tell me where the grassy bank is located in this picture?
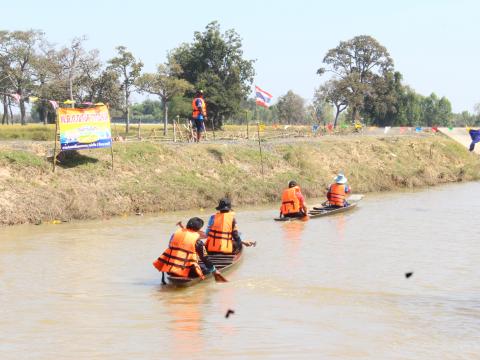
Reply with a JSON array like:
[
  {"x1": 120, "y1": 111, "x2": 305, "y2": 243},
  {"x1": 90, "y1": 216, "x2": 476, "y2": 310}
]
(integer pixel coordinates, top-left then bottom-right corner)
[{"x1": 0, "y1": 134, "x2": 479, "y2": 225}]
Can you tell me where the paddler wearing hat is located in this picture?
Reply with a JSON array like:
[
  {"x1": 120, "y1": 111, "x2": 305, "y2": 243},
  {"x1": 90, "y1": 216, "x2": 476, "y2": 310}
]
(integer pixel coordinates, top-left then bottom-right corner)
[
  {"x1": 327, "y1": 173, "x2": 351, "y2": 207},
  {"x1": 205, "y1": 198, "x2": 254, "y2": 254}
]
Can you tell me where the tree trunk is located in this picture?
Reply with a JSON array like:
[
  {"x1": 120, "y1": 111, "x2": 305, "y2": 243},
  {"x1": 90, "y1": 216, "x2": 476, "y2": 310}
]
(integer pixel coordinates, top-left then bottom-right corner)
[
  {"x1": 351, "y1": 107, "x2": 358, "y2": 122},
  {"x1": 20, "y1": 99, "x2": 26, "y2": 125},
  {"x1": 40, "y1": 102, "x2": 47, "y2": 125},
  {"x1": 125, "y1": 108, "x2": 130, "y2": 134},
  {"x1": 334, "y1": 107, "x2": 340, "y2": 128},
  {"x1": 124, "y1": 85, "x2": 129, "y2": 134},
  {"x1": 9, "y1": 100, "x2": 13, "y2": 124},
  {"x1": 163, "y1": 99, "x2": 168, "y2": 136},
  {"x1": 2, "y1": 96, "x2": 8, "y2": 125},
  {"x1": 69, "y1": 76, "x2": 74, "y2": 105}
]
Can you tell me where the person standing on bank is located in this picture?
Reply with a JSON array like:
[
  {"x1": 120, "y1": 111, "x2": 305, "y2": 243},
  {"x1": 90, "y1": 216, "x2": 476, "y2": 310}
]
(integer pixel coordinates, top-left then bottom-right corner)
[
  {"x1": 205, "y1": 198, "x2": 254, "y2": 254},
  {"x1": 279, "y1": 180, "x2": 308, "y2": 218},
  {"x1": 192, "y1": 89, "x2": 207, "y2": 142}
]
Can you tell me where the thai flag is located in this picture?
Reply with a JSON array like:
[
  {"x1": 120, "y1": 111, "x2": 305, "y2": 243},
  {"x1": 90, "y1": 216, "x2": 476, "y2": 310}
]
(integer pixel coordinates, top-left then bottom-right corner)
[{"x1": 255, "y1": 86, "x2": 273, "y2": 108}]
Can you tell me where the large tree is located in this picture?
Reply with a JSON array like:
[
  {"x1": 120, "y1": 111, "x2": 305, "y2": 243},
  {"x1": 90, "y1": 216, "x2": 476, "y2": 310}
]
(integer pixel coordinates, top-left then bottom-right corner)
[
  {"x1": 317, "y1": 35, "x2": 394, "y2": 121},
  {"x1": 136, "y1": 58, "x2": 192, "y2": 135},
  {"x1": 276, "y1": 90, "x2": 305, "y2": 124},
  {"x1": 108, "y1": 46, "x2": 143, "y2": 133},
  {"x1": 171, "y1": 21, "x2": 255, "y2": 128},
  {"x1": 0, "y1": 30, "x2": 45, "y2": 124}
]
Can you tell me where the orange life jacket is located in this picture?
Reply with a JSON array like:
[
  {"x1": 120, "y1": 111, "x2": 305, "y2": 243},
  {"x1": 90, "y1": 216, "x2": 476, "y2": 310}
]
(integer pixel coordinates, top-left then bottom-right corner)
[
  {"x1": 328, "y1": 183, "x2": 346, "y2": 207},
  {"x1": 280, "y1": 186, "x2": 301, "y2": 215},
  {"x1": 153, "y1": 229, "x2": 204, "y2": 278},
  {"x1": 192, "y1": 97, "x2": 207, "y2": 119},
  {"x1": 206, "y1": 212, "x2": 235, "y2": 254}
]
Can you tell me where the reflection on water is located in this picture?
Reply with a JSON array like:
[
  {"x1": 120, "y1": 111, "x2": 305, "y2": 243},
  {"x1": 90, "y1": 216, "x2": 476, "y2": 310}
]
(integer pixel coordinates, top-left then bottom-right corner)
[{"x1": 1, "y1": 182, "x2": 480, "y2": 359}]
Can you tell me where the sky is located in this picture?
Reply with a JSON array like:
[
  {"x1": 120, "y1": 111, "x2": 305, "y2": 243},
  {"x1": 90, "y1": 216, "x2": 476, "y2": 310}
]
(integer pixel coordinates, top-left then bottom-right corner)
[{"x1": 2, "y1": 0, "x2": 479, "y2": 112}]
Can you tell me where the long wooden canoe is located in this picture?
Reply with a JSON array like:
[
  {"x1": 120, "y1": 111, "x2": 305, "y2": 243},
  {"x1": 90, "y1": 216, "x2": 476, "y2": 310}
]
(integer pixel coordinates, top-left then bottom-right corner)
[
  {"x1": 274, "y1": 201, "x2": 359, "y2": 221},
  {"x1": 308, "y1": 202, "x2": 357, "y2": 218},
  {"x1": 166, "y1": 249, "x2": 243, "y2": 287},
  {"x1": 273, "y1": 215, "x2": 308, "y2": 222}
]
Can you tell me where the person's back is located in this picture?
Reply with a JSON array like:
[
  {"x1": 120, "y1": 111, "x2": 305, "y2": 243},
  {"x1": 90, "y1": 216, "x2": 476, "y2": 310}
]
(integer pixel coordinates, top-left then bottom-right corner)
[
  {"x1": 280, "y1": 180, "x2": 307, "y2": 218},
  {"x1": 327, "y1": 173, "x2": 351, "y2": 207},
  {"x1": 154, "y1": 227, "x2": 204, "y2": 278},
  {"x1": 205, "y1": 198, "x2": 243, "y2": 254}
]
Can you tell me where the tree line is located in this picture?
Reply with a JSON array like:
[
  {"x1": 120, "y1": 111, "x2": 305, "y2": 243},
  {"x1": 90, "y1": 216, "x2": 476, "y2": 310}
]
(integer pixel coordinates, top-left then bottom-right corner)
[{"x1": 1, "y1": 26, "x2": 478, "y2": 130}]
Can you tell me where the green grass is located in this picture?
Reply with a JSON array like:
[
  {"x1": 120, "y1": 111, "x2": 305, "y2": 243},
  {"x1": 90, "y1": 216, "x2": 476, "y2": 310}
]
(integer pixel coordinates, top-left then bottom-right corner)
[
  {"x1": 0, "y1": 150, "x2": 45, "y2": 167},
  {"x1": 0, "y1": 124, "x2": 55, "y2": 140}
]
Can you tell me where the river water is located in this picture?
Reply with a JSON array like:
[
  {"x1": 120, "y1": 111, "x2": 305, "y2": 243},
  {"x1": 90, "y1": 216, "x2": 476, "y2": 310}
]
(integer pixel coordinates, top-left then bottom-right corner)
[{"x1": 0, "y1": 182, "x2": 479, "y2": 359}]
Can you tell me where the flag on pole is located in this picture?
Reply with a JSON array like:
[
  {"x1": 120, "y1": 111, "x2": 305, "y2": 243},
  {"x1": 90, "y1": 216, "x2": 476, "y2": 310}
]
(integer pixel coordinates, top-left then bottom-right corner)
[{"x1": 255, "y1": 86, "x2": 273, "y2": 108}]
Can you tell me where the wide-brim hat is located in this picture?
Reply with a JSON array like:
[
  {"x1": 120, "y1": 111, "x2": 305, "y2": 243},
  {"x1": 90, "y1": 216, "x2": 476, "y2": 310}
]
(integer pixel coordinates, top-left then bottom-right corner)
[
  {"x1": 334, "y1": 174, "x2": 347, "y2": 184},
  {"x1": 216, "y1": 198, "x2": 232, "y2": 211}
]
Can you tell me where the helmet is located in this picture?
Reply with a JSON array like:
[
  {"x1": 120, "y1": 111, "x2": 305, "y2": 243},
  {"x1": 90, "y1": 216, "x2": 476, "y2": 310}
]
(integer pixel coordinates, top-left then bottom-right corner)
[
  {"x1": 196, "y1": 89, "x2": 204, "y2": 96},
  {"x1": 288, "y1": 180, "x2": 297, "y2": 188}
]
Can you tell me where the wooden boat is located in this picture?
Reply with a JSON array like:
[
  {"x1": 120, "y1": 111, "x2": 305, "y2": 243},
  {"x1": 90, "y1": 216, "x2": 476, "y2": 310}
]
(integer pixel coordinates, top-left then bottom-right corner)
[
  {"x1": 274, "y1": 200, "x2": 359, "y2": 221},
  {"x1": 273, "y1": 215, "x2": 308, "y2": 222},
  {"x1": 308, "y1": 202, "x2": 357, "y2": 218},
  {"x1": 166, "y1": 249, "x2": 243, "y2": 287}
]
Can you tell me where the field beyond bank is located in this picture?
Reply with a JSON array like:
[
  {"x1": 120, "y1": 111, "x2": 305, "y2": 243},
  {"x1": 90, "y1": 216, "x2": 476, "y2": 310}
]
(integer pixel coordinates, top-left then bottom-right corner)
[{"x1": 0, "y1": 134, "x2": 479, "y2": 226}]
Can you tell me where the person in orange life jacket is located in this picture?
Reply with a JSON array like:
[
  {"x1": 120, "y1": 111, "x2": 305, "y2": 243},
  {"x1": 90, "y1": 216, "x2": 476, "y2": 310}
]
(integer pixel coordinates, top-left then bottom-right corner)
[
  {"x1": 205, "y1": 198, "x2": 254, "y2": 254},
  {"x1": 279, "y1": 180, "x2": 308, "y2": 218},
  {"x1": 327, "y1": 173, "x2": 351, "y2": 207},
  {"x1": 191, "y1": 89, "x2": 207, "y2": 143},
  {"x1": 153, "y1": 217, "x2": 220, "y2": 279}
]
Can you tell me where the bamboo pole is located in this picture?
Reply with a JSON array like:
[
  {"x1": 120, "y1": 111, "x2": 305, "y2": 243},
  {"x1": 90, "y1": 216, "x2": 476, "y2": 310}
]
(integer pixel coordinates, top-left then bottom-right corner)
[
  {"x1": 52, "y1": 110, "x2": 59, "y2": 172},
  {"x1": 257, "y1": 122, "x2": 264, "y2": 179}
]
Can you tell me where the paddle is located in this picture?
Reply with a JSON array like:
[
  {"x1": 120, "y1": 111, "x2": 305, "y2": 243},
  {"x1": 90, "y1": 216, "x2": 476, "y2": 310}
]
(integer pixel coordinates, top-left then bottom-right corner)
[{"x1": 176, "y1": 221, "x2": 228, "y2": 283}]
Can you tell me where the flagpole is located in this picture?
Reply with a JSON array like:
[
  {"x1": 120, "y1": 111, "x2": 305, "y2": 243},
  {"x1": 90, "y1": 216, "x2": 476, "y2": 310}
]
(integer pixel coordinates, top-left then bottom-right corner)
[{"x1": 257, "y1": 121, "x2": 264, "y2": 180}]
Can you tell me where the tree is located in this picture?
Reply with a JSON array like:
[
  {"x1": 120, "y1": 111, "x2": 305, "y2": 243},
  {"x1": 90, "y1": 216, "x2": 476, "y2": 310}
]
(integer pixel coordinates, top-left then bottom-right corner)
[
  {"x1": 76, "y1": 49, "x2": 122, "y2": 107},
  {"x1": 312, "y1": 87, "x2": 335, "y2": 125},
  {"x1": 57, "y1": 37, "x2": 87, "y2": 104},
  {"x1": 362, "y1": 71, "x2": 403, "y2": 126},
  {"x1": 0, "y1": 30, "x2": 45, "y2": 124},
  {"x1": 315, "y1": 79, "x2": 349, "y2": 128},
  {"x1": 30, "y1": 46, "x2": 64, "y2": 124},
  {"x1": 317, "y1": 35, "x2": 394, "y2": 121},
  {"x1": 171, "y1": 21, "x2": 255, "y2": 128},
  {"x1": 108, "y1": 46, "x2": 143, "y2": 133},
  {"x1": 136, "y1": 59, "x2": 192, "y2": 135},
  {"x1": 276, "y1": 90, "x2": 305, "y2": 124}
]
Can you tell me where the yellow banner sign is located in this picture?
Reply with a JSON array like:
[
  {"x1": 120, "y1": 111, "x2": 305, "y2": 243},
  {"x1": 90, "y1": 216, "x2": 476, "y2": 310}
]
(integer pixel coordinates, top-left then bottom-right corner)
[{"x1": 58, "y1": 105, "x2": 112, "y2": 150}]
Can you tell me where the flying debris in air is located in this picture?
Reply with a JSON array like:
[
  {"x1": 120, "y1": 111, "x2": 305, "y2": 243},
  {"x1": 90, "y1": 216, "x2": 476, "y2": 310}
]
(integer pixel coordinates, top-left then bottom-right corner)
[
  {"x1": 225, "y1": 309, "x2": 235, "y2": 318},
  {"x1": 405, "y1": 272, "x2": 413, "y2": 279}
]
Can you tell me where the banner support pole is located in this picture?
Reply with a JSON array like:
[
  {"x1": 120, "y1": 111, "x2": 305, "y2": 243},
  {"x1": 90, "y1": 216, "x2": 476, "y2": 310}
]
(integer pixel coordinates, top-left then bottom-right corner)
[{"x1": 52, "y1": 110, "x2": 59, "y2": 173}]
